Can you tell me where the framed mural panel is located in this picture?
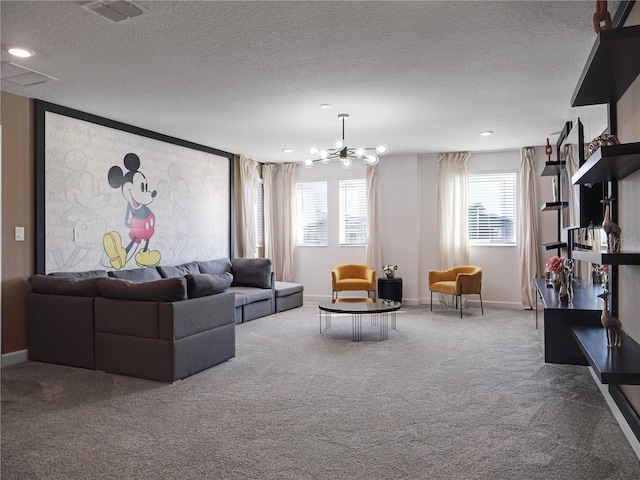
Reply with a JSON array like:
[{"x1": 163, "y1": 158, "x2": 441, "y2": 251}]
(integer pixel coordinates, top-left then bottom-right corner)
[{"x1": 35, "y1": 100, "x2": 234, "y2": 274}]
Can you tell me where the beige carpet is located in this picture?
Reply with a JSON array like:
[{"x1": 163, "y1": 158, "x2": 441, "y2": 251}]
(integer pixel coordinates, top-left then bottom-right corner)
[{"x1": 2, "y1": 304, "x2": 640, "y2": 479}]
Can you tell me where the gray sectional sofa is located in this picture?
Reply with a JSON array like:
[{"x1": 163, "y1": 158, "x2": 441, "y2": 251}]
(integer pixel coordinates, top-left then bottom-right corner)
[{"x1": 27, "y1": 257, "x2": 303, "y2": 382}]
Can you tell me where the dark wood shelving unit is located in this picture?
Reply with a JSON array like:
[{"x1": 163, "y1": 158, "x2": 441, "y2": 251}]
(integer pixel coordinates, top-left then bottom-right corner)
[
  {"x1": 541, "y1": 161, "x2": 566, "y2": 176},
  {"x1": 571, "y1": 142, "x2": 640, "y2": 185},
  {"x1": 534, "y1": 279, "x2": 603, "y2": 365},
  {"x1": 542, "y1": 241, "x2": 568, "y2": 251},
  {"x1": 572, "y1": 327, "x2": 640, "y2": 384},
  {"x1": 572, "y1": 250, "x2": 640, "y2": 265},
  {"x1": 572, "y1": 25, "x2": 640, "y2": 107},
  {"x1": 562, "y1": 3, "x2": 640, "y2": 444},
  {"x1": 540, "y1": 201, "x2": 568, "y2": 211}
]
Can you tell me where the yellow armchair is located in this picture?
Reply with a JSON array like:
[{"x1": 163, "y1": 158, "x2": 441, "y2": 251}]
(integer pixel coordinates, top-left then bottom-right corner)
[
  {"x1": 428, "y1": 265, "x2": 483, "y2": 317},
  {"x1": 331, "y1": 264, "x2": 376, "y2": 300}
]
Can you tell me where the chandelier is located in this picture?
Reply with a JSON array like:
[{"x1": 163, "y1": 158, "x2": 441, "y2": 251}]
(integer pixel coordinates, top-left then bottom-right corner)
[{"x1": 302, "y1": 114, "x2": 389, "y2": 169}]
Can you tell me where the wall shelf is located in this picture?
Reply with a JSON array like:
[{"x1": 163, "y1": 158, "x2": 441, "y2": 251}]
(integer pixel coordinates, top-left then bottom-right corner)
[
  {"x1": 572, "y1": 142, "x2": 640, "y2": 185},
  {"x1": 571, "y1": 25, "x2": 640, "y2": 107},
  {"x1": 541, "y1": 201, "x2": 568, "y2": 211},
  {"x1": 572, "y1": 327, "x2": 640, "y2": 384},
  {"x1": 542, "y1": 241, "x2": 567, "y2": 250},
  {"x1": 541, "y1": 161, "x2": 565, "y2": 176},
  {"x1": 572, "y1": 250, "x2": 640, "y2": 265},
  {"x1": 534, "y1": 279, "x2": 603, "y2": 365}
]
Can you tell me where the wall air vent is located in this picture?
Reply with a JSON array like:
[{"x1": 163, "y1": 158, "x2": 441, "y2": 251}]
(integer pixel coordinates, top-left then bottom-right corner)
[
  {"x1": 80, "y1": 1, "x2": 147, "y2": 23},
  {"x1": 0, "y1": 62, "x2": 58, "y2": 86}
]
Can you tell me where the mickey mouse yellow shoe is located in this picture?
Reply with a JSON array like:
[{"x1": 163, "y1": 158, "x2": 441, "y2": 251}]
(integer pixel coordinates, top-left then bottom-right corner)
[
  {"x1": 135, "y1": 249, "x2": 161, "y2": 267},
  {"x1": 103, "y1": 232, "x2": 127, "y2": 270}
]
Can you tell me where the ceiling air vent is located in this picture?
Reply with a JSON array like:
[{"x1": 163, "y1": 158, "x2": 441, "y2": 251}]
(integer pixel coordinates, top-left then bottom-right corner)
[
  {"x1": 0, "y1": 62, "x2": 58, "y2": 86},
  {"x1": 80, "y1": 1, "x2": 147, "y2": 23}
]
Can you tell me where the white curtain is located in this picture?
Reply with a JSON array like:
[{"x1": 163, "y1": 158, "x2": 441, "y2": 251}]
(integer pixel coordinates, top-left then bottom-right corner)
[
  {"x1": 563, "y1": 143, "x2": 580, "y2": 228},
  {"x1": 437, "y1": 152, "x2": 470, "y2": 305},
  {"x1": 365, "y1": 164, "x2": 382, "y2": 275},
  {"x1": 273, "y1": 163, "x2": 296, "y2": 281},
  {"x1": 237, "y1": 155, "x2": 260, "y2": 258},
  {"x1": 517, "y1": 147, "x2": 541, "y2": 309},
  {"x1": 262, "y1": 163, "x2": 277, "y2": 263}
]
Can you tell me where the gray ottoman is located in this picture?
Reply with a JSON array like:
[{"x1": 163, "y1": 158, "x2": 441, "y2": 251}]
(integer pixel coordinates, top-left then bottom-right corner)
[{"x1": 274, "y1": 281, "x2": 304, "y2": 313}]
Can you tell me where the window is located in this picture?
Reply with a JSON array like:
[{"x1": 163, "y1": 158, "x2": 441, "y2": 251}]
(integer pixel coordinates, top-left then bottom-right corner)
[
  {"x1": 296, "y1": 181, "x2": 327, "y2": 246},
  {"x1": 468, "y1": 172, "x2": 516, "y2": 245},
  {"x1": 255, "y1": 180, "x2": 264, "y2": 249},
  {"x1": 339, "y1": 178, "x2": 367, "y2": 245}
]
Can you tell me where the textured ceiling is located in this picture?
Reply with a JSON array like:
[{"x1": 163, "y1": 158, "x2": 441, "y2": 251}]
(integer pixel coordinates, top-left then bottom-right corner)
[{"x1": 0, "y1": 1, "x2": 618, "y2": 163}]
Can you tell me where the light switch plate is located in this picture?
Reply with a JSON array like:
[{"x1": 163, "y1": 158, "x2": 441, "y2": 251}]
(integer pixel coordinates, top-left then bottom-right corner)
[{"x1": 15, "y1": 226, "x2": 25, "y2": 242}]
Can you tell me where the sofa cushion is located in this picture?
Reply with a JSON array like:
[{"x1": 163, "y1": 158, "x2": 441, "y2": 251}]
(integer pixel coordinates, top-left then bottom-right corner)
[
  {"x1": 231, "y1": 258, "x2": 272, "y2": 289},
  {"x1": 97, "y1": 277, "x2": 187, "y2": 302},
  {"x1": 274, "y1": 281, "x2": 304, "y2": 297},
  {"x1": 29, "y1": 275, "x2": 101, "y2": 297},
  {"x1": 48, "y1": 269, "x2": 108, "y2": 279},
  {"x1": 158, "y1": 262, "x2": 200, "y2": 279},
  {"x1": 185, "y1": 272, "x2": 233, "y2": 299},
  {"x1": 228, "y1": 286, "x2": 272, "y2": 304},
  {"x1": 108, "y1": 267, "x2": 162, "y2": 282},
  {"x1": 198, "y1": 258, "x2": 232, "y2": 276}
]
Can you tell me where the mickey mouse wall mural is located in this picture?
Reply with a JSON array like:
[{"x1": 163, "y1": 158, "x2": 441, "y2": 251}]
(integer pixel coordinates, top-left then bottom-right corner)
[{"x1": 103, "y1": 153, "x2": 162, "y2": 269}]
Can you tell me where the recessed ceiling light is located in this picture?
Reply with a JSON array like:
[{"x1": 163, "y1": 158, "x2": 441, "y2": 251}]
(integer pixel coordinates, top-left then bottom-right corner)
[
  {"x1": 282, "y1": 148, "x2": 293, "y2": 153},
  {"x1": 319, "y1": 104, "x2": 332, "y2": 109},
  {"x1": 480, "y1": 131, "x2": 493, "y2": 137},
  {"x1": 7, "y1": 46, "x2": 35, "y2": 58}
]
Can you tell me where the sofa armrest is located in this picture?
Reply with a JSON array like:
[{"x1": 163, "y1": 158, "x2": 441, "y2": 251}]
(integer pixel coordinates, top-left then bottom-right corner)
[
  {"x1": 428, "y1": 269, "x2": 455, "y2": 285},
  {"x1": 159, "y1": 291, "x2": 235, "y2": 340},
  {"x1": 456, "y1": 271, "x2": 482, "y2": 294}
]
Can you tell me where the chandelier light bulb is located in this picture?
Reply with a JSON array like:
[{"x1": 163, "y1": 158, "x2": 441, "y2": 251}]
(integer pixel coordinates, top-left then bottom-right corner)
[
  {"x1": 335, "y1": 138, "x2": 345, "y2": 150},
  {"x1": 342, "y1": 158, "x2": 353, "y2": 169},
  {"x1": 303, "y1": 158, "x2": 314, "y2": 168},
  {"x1": 308, "y1": 145, "x2": 319, "y2": 155},
  {"x1": 365, "y1": 154, "x2": 379, "y2": 165},
  {"x1": 375, "y1": 143, "x2": 389, "y2": 155},
  {"x1": 355, "y1": 146, "x2": 366, "y2": 158},
  {"x1": 319, "y1": 149, "x2": 329, "y2": 159}
]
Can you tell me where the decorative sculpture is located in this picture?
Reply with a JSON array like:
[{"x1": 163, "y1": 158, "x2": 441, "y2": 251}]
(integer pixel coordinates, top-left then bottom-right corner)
[
  {"x1": 601, "y1": 197, "x2": 621, "y2": 253},
  {"x1": 586, "y1": 133, "x2": 619, "y2": 159},
  {"x1": 558, "y1": 258, "x2": 574, "y2": 304},
  {"x1": 593, "y1": 0, "x2": 612, "y2": 33},
  {"x1": 597, "y1": 291, "x2": 622, "y2": 348},
  {"x1": 545, "y1": 138, "x2": 552, "y2": 160},
  {"x1": 591, "y1": 264, "x2": 604, "y2": 284}
]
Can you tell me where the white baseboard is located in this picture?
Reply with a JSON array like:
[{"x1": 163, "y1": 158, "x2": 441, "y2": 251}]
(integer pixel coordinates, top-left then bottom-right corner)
[
  {"x1": 588, "y1": 367, "x2": 640, "y2": 461},
  {"x1": 417, "y1": 297, "x2": 524, "y2": 310},
  {"x1": 302, "y1": 295, "x2": 522, "y2": 309},
  {"x1": 2, "y1": 349, "x2": 28, "y2": 368}
]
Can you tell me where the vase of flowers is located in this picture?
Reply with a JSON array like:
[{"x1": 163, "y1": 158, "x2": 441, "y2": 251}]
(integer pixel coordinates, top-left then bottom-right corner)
[
  {"x1": 382, "y1": 264, "x2": 398, "y2": 279},
  {"x1": 546, "y1": 256, "x2": 573, "y2": 303},
  {"x1": 545, "y1": 256, "x2": 564, "y2": 289}
]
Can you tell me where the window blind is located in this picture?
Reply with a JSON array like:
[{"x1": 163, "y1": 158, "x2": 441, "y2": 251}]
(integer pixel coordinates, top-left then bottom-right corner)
[
  {"x1": 296, "y1": 181, "x2": 328, "y2": 246},
  {"x1": 339, "y1": 178, "x2": 367, "y2": 245},
  {"x1": 468, "y1": 172, "x2": 516, "y2": 245}
]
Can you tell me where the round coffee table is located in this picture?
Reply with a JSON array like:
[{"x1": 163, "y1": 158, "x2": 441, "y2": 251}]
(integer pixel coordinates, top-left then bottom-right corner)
[{"x1": 318, "y1": 298, "x2": 401, "y2": 341}]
